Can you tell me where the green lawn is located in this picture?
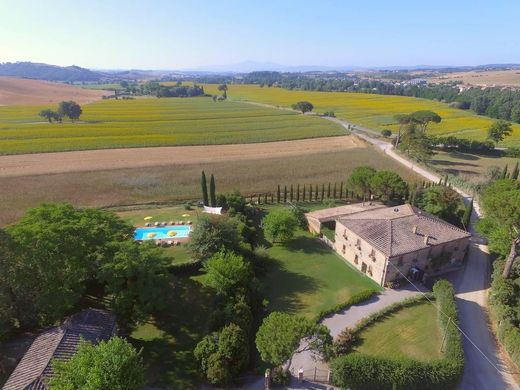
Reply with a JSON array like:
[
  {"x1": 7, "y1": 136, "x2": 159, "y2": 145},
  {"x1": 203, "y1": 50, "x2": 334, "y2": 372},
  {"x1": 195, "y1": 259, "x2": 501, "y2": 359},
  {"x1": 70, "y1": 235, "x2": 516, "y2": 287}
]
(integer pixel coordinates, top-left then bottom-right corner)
[
  {"x1": 355, "y1": 302, "x2": 442, "y2": 361},
  {"x1": 116, "y1": 205, "x2": 199, "y2": 265},
  {"x1": 0, "y1": 97, "x2": 345, "y2": 154},
  {"x1": 129, "y1": 273, "x2": 211, "y2": 389},
  {"x1": 263, "y1": 230, "x2": 381, "y2": 318}
]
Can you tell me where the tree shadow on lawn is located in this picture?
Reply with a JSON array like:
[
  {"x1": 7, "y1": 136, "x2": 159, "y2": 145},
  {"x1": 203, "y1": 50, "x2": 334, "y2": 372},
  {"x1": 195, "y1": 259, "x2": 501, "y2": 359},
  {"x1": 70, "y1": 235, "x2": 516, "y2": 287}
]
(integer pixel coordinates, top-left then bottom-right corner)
[
  {"x1": 284, "y1": 236, "x2": 332, "y2": 255},
  {"x1": 263, "y1": 257, "x2": 323, "y2": 315},
  {"x1": 430, "y1": 159, "x2": 480, "y2": 168},
  {"x1": 129, "y1": 273, "x2": 210, "y2": 390}
]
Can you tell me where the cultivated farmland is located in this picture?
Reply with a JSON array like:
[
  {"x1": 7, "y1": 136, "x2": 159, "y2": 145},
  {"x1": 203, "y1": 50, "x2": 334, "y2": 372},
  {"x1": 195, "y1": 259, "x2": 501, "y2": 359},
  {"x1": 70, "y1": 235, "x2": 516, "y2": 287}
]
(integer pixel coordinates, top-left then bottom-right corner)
[
  {"x1": 205, "y1": 84, "x2": 520, "y2": 146},
  {"x1": 0, "y1": 97, "x2": 344, "y2": 154}
]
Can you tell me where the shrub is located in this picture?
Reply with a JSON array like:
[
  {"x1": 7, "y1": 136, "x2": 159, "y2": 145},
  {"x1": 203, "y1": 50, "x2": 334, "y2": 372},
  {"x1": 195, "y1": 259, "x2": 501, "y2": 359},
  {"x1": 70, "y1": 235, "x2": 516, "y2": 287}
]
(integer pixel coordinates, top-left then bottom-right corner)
[
  {"x1": 381, "y1": 129, "x2": 392, "y2": 137},
  {"x1": 332, "y1": 328, "x2": 356, "y2": 356},
  {"x1": 270, "y1": 366, "x2": 291, "y2": 386},
  {"x1": 183, "y1": 201, "x2": 192, "y2": 210},
  {"x1": 314, "y1": 289, "x2": 379, "y2": 322},
  {"x1": 263, "y1": 208, "x2": 298, "y2": 243}
]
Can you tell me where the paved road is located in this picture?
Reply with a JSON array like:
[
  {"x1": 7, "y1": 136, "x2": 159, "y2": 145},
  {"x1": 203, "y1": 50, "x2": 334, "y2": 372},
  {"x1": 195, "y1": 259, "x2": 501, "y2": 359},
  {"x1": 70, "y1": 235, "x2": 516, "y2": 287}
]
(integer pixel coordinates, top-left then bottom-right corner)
[{"x1": 329, "y1": 117, "x2": 519, "y2": 389}]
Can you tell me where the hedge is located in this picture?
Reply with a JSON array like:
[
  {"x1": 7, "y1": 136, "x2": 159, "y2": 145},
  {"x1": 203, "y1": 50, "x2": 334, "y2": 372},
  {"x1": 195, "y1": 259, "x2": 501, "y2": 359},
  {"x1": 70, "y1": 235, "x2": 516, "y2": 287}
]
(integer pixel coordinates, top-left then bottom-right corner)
[
  {"x1": 314, "y1": 289, "x2": 379, "y2": 322},
  {"x1": 330, "y1": 280, "x2": 463, "y2": 390}
]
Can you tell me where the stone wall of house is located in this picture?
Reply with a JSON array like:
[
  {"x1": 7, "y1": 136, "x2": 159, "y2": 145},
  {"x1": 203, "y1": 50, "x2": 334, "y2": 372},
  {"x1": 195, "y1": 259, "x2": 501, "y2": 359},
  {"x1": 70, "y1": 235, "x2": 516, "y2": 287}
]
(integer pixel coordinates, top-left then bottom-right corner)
[
  {"x1": 334, "y1": 221, "x2": 387, "y2": 285},
  {"x1": 383, "y1": 236, "x2": 470, "y2": 285}
]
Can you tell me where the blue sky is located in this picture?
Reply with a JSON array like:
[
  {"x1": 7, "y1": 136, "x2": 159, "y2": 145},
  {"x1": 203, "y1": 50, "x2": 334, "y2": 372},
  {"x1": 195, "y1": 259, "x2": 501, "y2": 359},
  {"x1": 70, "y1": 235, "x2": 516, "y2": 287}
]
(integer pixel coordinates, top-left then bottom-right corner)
[{"x1": 0, "y1": 0, "x2": 519, "y2": 69}]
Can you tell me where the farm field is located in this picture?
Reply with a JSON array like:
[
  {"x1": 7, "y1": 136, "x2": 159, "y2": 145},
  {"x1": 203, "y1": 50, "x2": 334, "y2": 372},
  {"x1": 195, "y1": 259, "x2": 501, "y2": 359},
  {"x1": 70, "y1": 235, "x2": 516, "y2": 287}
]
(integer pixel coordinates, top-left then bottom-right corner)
[
  {"x1": 427, "y1": 69, "x2": 520, "y2": 88},
  {"x1": 0, "y1": 76, "x2": 105, "y2": 106},
  {"x1": 0, "y1": 145, "x2": 420, "y2": 226},
  {"x1": 355, "y1": 302, "x2": 442, "y2": 361},
  {"x1": 204, "y1": 84, "x2": 520, "y2": 146},
  {"x1": 0, "y1": 96, "x2": 344, "y2": 154}
]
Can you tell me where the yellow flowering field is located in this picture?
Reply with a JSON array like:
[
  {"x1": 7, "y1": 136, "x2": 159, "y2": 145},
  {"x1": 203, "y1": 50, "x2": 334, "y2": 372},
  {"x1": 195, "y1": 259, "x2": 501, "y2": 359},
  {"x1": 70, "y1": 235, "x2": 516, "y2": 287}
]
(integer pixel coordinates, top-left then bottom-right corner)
[
  {"x1": 0, "y1": 97, "x2": 344, "y2": 155},
  {"x1": 205, "y1": 84, "x2": 520, "y2": 146}
]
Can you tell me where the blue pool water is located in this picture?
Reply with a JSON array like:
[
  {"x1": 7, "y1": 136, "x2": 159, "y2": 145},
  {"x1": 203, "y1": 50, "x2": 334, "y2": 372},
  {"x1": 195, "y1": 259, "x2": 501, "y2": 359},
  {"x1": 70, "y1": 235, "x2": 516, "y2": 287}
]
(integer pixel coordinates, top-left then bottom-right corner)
[{"x1": 134, "y1": 225, "x2": 191, "y2": 240}]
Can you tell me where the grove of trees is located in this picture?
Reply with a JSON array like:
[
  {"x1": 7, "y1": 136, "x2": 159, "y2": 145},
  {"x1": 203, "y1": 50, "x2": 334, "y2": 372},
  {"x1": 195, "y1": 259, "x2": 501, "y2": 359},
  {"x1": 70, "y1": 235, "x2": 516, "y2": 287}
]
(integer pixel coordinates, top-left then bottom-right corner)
[{"x1": 38, "y1": 101, "x2": 82, "y2": 123}]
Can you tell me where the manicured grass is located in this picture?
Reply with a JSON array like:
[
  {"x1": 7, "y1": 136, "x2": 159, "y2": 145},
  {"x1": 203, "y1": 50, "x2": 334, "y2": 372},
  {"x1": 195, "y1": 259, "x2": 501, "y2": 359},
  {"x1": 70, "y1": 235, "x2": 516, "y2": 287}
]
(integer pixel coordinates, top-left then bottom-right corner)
[
  {"x1": 355, "y1": 302, "x2": 442, "y2": 361},
  {"x1": 129, "y1": 273, "x2": 211, "y2": 389},
  {"x1": 0, "y1": 97, "x2": 344, "y2": 154},
  {"x1": 429, "y1": 150, "x2": 519, "y2": 185},
  {"x1": 263, "y1": 230, "x2": 381, "y2": 318},
  {"x1": 204, "y1": 84, "x2": 520, "y2": 147},
  {"x1": 117, "y1": 205, "x2": 199, "y2": 265},
  {"x1": 0, "y1": 146, "x2": 420, "y2": 226}
]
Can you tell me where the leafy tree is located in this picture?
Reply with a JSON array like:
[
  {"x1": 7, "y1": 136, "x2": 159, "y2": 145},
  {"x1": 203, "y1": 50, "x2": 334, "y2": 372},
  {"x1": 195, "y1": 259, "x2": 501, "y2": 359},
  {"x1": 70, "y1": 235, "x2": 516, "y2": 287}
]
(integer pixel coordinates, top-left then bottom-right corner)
[
  {"x1": 399, "y1": 124, "x2": 434, "y2": 162},
  {"x1": 256, "y1": 312, "x2": 331, "y2": 367},
  {"x1": 477, "y1": 179, "x2": 520, "y2": 278},
  {"x1": 210, "y1": 174, "x2": 217, "y2": 207},
  {"x1": 58, "y1": 101, "x2": 82, "y2": 122},
  {"x1": 291, "y1": 101, "x2": 314, "y2": 114},
  {"x1": 369, "y1": 170, "x2": 407, "y2": 202},
  {"x1": 487, "y1": 120, "x2": 513, "y2": 145},
  {"x1": 0, "y1": 229, "x2": 18, "y2": 339},
  {"x1": 381, "y1": 129, "x2": 392, "y2": 137},
  {"x1": 6, "y1": 204, "x2": 132, "y2": 328},
  {"x1": 188, "y1": 215, "x2": 240, "y2": 261},
  {"x1": 39, "y1": 109, "x2": 58, "y2": 123},
  {"x1": 201, "y1": 171, "x2": 209, "y2": 206},
  {"x1": 263, "y1": 208, "x2": 298, "y2": 243},
  {"x1": 200, "y1": 250, "x2": 252, "y2": 297},
  {"x1": 393, "y1": 114, "x2": 412, "y2": 145},
  {"x1": 217, "y1": 191, "x2": 246, "y2": 215},
  {"x1": 417, "y1": 186, "x2": 464, "y2": 226},
  {"x1": 347, "y1": 166, "x2": 376, "y2": 198},
  {"x1": 217, "y1": 84, "x2": 228, "y2": 99},
  {"x1": 49, "y1": 337, "x2": 144, "y2": 390},
  {"x1": 410, "y1": 110, "x2": 442, "y2": 132},
  {"x1": 97, "y1": 241, "x2": 170, "y2": 329},
  {"x1": 194, "y1": 323, "x2": 248, "y2": 386}
]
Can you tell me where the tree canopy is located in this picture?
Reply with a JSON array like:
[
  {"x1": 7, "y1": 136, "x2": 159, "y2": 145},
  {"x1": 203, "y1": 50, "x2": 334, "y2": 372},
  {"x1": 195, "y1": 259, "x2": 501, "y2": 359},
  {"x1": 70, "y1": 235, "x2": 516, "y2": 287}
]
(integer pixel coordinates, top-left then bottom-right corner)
[
  {"x1": 255, "y1": 312, "x2": 331, "y2": 367},
  {"x1": 369, "y1": 170, "x2": 407, "y2": 202},
  {"x1": 291, "y1": 101, "x2": 314, "y2": 114},
  {"x1": 187, "y1": 215, "x2": 241, "y2": 261},
  {"x1": 58, "y1": 101, "x2": 82, "y2": 122},
  {"x1": 347, "y1": 166, "x2": 376, "y2": 198},
  {"x1": 263, "y1": 208, "x2": 298, "y2": 243},
  {"x1": 200, "y1": 250, "x2": 252, "y2": 297},
  {"x1": 477, "y1": 179, "x2": 520, "y2": 278},
  {"x1": 487, "y1": 120, "x2": 513, "y2": 145},
  {"x1": 49, "y1": 337, "x2": 144, "y2": 390},
  {"x1": 417, "y1": 185, "x2": 464, "y2": 226},
  {"x1": 409, "y1": 110, "x2": 442, "y2": 132}
]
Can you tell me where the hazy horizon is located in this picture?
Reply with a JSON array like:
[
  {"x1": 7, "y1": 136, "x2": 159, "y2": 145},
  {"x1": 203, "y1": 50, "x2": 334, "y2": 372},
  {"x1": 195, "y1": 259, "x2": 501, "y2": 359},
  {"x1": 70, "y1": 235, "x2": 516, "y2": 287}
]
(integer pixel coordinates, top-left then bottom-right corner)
[{"x1": 1, "y1": 0, "x2": 519, "y2": 70}]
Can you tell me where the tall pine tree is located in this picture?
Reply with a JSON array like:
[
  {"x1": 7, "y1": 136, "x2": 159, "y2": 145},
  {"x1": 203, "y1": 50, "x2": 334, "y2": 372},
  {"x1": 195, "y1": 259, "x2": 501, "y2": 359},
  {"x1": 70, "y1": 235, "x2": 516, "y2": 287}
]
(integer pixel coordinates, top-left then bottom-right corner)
[
  {"x1": 201, "y1": 171, "x2": 209, "y2": 206},
  {"x1": 209, "y1": 174, "x2": 216, "y2": 207}
]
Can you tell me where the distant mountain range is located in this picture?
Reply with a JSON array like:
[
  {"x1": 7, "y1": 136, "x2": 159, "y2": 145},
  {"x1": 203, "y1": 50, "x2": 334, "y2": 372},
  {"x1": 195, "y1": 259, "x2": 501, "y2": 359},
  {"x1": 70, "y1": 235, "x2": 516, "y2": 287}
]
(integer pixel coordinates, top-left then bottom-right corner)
[{"x1": 1, "y1": 61, "x2": 520, "y2": 82}]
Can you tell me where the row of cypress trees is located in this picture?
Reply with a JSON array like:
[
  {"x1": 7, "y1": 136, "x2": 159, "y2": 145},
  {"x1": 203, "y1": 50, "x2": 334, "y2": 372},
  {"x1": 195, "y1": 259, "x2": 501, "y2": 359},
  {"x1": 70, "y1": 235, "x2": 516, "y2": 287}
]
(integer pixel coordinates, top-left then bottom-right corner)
[{"x1": 201, "y1": 171, "x2": 217, "y2": 207}]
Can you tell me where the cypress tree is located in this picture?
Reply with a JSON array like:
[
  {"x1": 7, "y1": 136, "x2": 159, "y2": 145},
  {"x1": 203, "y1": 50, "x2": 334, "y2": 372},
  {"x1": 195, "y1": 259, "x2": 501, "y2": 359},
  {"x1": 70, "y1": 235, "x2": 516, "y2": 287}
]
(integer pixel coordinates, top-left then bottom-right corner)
[
  {"x1": 296, "y1": 184, "x2": 300, "y2": 202},
  {"x1": 444, "y1": 174, "x2": 449, "y2": 186},
  {"x1": 309, "y1": 184, "x2": 313, "y2": 201},
  {"x1": 438, "y1": 177, "x2": 443, "y2": 185},
  {"x1": 290, "y1": 185, "x2": 294, "y2": 202},
  {"x1": 339, "y1": 182, "x2": 344, "y2": 200},
  {"x1": 321, "y1": 184, "x2": 325, "y2": 200},
  {"x1": 410, "y1": 188, "x2": 416, "y2": 206},
  {"x1": 271, "y1": 193, "x2": 274, "y2": 203},
  {"x1": 277, "y1": 185, "x2": 281, "y2": 203},
  {"x1": 511, "y1": 161, "x2": 519, "y2": 180},
  {"x1": 326, "y1": 183, "x2": 330, "y2": 199},
  {"x1": 209, "y1": 174, "x2": 216, "y2": 207},
  {"x1": 501, "y1": 164, "x2": 509, "y2": 179},
  {"x1": 201, "y1": 171, "x2": 209, "y2": 206},
  {"x1": 284, "y1": 186, "x2": 288, "y2": 203},
  {"x1": 257, "y1": 194, "x2": 261, "y2": 204},
  {"x1": 264, "y1": 193, "x2": 268, "y2": 204},
  {"x1": 315, "y1": 184, "x2": 319, "y2": 201},
  {"x1": 462, "y1": 199, "x2": 473, "y2": 230},
  {"x1": 302, "y1": 184, "x2": 306, "y2": 202}
]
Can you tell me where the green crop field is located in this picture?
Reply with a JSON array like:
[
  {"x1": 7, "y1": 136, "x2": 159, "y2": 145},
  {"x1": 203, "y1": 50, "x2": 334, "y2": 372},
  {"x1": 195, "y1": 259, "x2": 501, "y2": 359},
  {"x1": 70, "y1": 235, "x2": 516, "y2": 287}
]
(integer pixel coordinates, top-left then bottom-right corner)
[
  {"x1": 0, "y1": 97, "x2": 344, "y2": 154},
  {"x1": 205, "y1": 84, "x2": 520, "y2": 147}
]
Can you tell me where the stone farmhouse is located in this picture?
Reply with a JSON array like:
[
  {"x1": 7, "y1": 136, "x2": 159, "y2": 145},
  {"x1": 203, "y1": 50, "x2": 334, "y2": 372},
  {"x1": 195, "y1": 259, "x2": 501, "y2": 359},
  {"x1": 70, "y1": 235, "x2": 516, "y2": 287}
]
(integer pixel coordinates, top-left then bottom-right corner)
[
  {"x1": 306, "y1": 203, "x2": 471, "y2": 286},
  {"x1": 3, "y1": 309, "x2": 116, "y2": 390}
]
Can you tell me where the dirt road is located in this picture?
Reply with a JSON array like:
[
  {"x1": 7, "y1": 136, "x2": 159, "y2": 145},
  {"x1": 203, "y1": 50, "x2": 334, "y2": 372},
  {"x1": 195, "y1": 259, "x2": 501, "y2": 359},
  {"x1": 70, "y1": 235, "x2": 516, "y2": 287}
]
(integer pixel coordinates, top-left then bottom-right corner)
[{"x1": 0, "y1": 135, "x2": 363, "y2": 177}]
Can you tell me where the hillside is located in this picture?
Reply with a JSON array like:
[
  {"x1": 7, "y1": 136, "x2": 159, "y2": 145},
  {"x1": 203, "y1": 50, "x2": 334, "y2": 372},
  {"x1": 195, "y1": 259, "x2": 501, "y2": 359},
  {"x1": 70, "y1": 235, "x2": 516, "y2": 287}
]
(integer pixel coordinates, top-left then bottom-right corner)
[
  {"x1": 0, "y1": 77, "x2": 106, "y2": 106},
  {"x1": 0, "y1": 62, "x2": 105, "y2": 82}
]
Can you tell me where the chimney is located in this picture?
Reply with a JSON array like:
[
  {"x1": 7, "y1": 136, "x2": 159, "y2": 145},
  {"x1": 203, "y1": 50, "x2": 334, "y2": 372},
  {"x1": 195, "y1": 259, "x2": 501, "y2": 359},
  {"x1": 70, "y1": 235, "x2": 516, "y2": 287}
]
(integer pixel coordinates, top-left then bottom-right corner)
[
  {"x1": 412, "y1": 225, "x2": 418, "y2": 234},
  {"x1": 424, "y1": 235, "x2": 429, "y2": 245}
]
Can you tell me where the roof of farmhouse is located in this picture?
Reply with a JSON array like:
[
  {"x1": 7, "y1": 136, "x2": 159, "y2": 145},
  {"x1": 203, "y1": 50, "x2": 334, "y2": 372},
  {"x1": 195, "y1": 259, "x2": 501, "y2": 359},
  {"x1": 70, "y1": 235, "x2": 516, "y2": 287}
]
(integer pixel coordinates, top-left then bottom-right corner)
[
  {"x1": 338, "y1": 204, "x2": 471, "y2": 257},
  {"x1": 305, "y1": 202, "x2": 386, "y2": 222},
  {"x1": 3, "y1": 309, "x2": 116, "y2": 390}
]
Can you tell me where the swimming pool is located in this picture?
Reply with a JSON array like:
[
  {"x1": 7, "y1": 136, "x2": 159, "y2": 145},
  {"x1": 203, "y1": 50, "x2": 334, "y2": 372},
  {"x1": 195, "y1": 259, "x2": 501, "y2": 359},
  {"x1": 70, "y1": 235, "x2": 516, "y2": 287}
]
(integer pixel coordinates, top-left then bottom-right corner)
[{"x1": 134, "y1": 225, "x2": 191, "y2": 240}]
